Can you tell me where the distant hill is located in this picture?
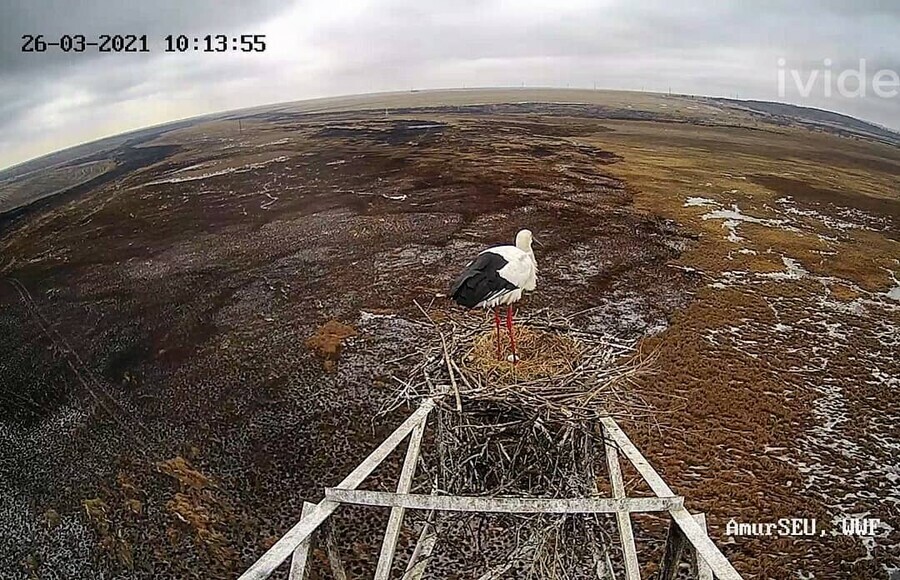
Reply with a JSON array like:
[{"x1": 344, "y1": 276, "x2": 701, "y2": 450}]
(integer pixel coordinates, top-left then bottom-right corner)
[
  {"x1": 709, "y1": 97, "x2": 900, "y2": 147},
  {"x1": 0, "y1": 117, "x2": 207, "y2": 184},
  {"x1": 0, "y1": 117, "x2": 216, "y2": 219},
  {"x1": 3, "y1": 89, "x2": 897, "y2": 219}
]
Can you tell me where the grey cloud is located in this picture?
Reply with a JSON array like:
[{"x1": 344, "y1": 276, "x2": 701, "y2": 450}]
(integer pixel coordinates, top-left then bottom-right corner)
[
  {"x1": 305, "y1": 0, "x2": 898, "y2": 123},
  {"x1": 305, "y1": 0, "x2": 896, "y2": 79},
  {"x1": 0, "y1": 0, "x2": 291, "y2": 167},
  {"x1": 1, "y1": 0, "x2": 899, "y2": 169}
]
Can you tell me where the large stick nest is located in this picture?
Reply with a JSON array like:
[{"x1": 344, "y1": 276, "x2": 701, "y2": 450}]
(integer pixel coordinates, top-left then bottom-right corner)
[
  {"x1": 377, "y1": 302, "x2": 667, "y2": 577},
  {"x1": 381, "y1": 300, "x2": 663, "y2": 448},
  {"x1": 400, "y1": 303, "x2": 661, "y2": 426}
]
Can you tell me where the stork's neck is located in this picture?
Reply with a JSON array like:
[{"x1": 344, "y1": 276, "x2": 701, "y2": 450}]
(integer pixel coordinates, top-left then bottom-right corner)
[{"x1": 520, "y1": 244, "x2": 536, "y2": 265}]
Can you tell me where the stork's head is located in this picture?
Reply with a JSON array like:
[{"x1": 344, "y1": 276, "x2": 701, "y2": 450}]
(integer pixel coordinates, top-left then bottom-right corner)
[{"x1": 515, "y1": 229, "x2": 534, "y2": 252}]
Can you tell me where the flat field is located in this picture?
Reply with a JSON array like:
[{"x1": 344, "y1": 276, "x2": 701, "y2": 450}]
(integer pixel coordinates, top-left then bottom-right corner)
[{"x1": 0, "y1": 89, "x2": 897, "y2": 579}]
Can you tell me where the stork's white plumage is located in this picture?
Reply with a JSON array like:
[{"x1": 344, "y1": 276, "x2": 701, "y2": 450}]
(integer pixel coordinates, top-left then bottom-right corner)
[{"x1": 449, "y1": 229, "x2": 538, "y2": 361}]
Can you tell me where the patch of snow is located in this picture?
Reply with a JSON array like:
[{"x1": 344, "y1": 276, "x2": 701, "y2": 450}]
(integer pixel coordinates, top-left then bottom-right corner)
[
  {"x1": 702, "y1": 205, "x2": 787, "y2": 227},
  {"x1": 889, "y1": 287, "x2": 900, "y2": 302},
  {"x1": 702, "y1": 204, "x2": 793, "y2": 242},
  {"x1": 723, "y1": 219, "x2": 744, "y2": 243},
  {"x1": 582, "y1": 295, "x2": 668, "y2": 341},
  {"x1": 359, "y1": 310, "x2": 396, "y2": 324},
  {"x1": 883, "y1": 268, "x2": 900, "y2": 302},
  {"x1": 776, "y1": 195, "x2": 887, "y2": 232},
  {"x1": 144, "y1": 156, "x2": 289, "y2": 186},
  {"x1": 171, "y1": 162, "x2": 209, "y2": 174},
  {"x1": 255, "y1": 138, "x2": 290, "y2": 147},
  {"x1": 684, "y1": 196, "x2": 718, "y2": 207},
  {"x1": 763, "y1": 256, "x2": 808, "y2": 280}
]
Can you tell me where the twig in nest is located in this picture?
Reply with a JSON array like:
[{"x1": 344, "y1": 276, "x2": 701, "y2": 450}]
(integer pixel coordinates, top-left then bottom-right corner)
[{"x1": 414, "y1": 299, "x2": 462, "y2": 411}]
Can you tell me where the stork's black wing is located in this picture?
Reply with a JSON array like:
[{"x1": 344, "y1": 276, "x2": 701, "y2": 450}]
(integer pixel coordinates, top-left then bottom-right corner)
[{"x1": 449, "y1": 252, "x2": 517, "y2": 308}]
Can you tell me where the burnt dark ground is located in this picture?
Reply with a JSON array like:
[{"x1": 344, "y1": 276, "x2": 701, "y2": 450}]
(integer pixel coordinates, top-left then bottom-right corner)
[{"x1": 0, "y1": 106, "x2": 697, "y2": 578}]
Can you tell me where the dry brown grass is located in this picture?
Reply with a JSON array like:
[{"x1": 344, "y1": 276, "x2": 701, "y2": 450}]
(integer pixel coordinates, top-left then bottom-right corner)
[
  {"x1": 83, "y1": 497, "x2": 134, "y2": 568},
  {"x1": 305, "y1": 320, "x2": 358, "y2": 372},
  {"x1": 828, "y1": 282, "x2": 863, "y2": 302},
  {"x1": 593, "y1": 120, "x2": 898, "y2": 292},
  {"x1": 463, "y1": 326, "x2": 582, "y2": 383},
  {"x1": 156, "y1": 456, "x2": 213, "y2": 490},
  {"x1": 581, "y1": 117, "x2": 900, "y2": 577},
  {"x1": 155, "y1": 456, "x2": 242, "y2": 573}
]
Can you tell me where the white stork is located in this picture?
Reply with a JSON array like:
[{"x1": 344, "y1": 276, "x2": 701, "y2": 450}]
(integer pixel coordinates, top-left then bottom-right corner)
[{"x1": 449, "y1": 229, "x2": 538, "y2": 362}]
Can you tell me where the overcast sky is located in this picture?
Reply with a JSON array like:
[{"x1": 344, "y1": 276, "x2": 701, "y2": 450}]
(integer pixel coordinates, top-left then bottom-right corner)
[{"x1": 1, "y1": 0, "x2": 898, "y2": 170}]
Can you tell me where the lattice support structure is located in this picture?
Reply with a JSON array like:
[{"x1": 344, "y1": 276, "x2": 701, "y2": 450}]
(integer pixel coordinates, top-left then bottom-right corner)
[{"x1": 239, "y1": 398, "x2": 744, "y2": 580}]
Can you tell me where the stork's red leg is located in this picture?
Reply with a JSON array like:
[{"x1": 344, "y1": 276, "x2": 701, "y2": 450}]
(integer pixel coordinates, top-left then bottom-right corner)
[
  {"x1": 506, "y1": 304, "x2": 517, "y2": 364},
  {"x1": 493, "y1": 307, "x2": 502, "y2": 360}
]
